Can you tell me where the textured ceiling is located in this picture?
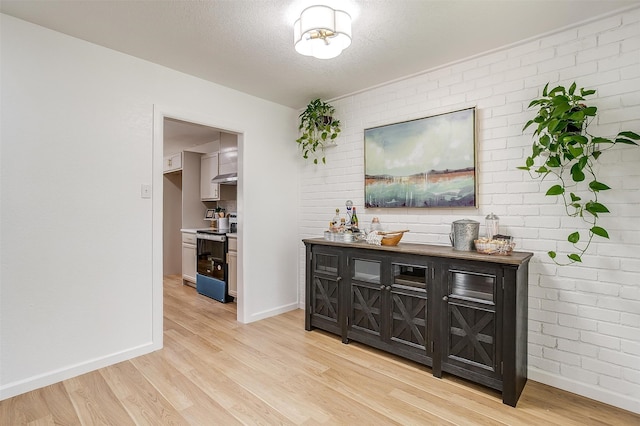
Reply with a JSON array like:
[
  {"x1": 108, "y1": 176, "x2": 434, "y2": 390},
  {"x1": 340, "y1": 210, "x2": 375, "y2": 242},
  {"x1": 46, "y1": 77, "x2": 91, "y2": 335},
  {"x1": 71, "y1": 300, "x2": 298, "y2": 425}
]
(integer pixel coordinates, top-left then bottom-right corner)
[
  {"x1": 2, "y1": 0, "x2": 638, "y2": 109},
  {"x1": 163, "y1": 118, "x2": 221, "y2": 155}
]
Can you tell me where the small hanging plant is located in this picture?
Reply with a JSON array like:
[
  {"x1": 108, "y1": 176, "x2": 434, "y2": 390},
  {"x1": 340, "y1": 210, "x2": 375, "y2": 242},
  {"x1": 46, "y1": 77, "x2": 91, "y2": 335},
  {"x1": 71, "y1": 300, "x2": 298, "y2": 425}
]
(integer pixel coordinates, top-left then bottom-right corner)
[
  {"x1": 296, "y1": 99, "x2": 341, "y2": 164},
  {"x1": 520, "y1": 82, "x2": 639, "y2": 265}
]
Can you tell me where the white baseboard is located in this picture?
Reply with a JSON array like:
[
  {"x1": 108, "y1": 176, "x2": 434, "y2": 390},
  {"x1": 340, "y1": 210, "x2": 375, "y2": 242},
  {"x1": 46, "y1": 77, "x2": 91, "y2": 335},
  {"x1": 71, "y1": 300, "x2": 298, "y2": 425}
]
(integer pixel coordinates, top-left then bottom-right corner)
[
  {"x1": 528, "y1": 367, "x2": 640, "y2": 414},
  {"x1": 0, "y1": 341, "x2": 161, "y2": 401},
  {"x1": 248, "y1": 302, "x2": 299, "y2": 323}
]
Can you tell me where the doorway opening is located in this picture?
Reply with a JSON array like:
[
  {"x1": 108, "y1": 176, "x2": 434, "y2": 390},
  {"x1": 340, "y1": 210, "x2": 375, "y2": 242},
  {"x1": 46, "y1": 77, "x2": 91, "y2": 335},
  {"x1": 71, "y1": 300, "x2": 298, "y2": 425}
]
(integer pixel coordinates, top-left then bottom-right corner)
[
  {"x1": 162, "y1": 118, "x2": 237, "y2": 281},
  {"x1": 152, "y1": 106, "x2": 244, "y2": 346}
]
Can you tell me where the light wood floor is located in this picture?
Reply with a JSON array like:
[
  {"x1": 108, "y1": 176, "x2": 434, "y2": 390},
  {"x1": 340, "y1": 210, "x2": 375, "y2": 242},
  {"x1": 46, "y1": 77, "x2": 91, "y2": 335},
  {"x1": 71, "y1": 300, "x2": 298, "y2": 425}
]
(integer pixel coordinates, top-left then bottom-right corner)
[{"x1": 2, "y1": 275, "x2": 639, "y2": 425}]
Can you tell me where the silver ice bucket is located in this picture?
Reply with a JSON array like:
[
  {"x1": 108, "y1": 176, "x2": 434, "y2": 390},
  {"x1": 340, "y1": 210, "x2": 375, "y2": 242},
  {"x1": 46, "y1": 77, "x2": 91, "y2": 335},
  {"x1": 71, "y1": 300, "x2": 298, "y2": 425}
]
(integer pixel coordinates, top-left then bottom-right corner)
[{"x1": 450, "y1": 219, "x2": 480, "y2": 251}]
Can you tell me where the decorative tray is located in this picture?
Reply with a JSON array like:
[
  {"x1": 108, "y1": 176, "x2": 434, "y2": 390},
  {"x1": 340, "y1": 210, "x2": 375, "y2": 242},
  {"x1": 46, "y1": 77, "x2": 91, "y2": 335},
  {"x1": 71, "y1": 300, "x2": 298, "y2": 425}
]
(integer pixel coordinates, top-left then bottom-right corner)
[{"x1": 474, "y1": 239, "x2": 515, "y2": 255}]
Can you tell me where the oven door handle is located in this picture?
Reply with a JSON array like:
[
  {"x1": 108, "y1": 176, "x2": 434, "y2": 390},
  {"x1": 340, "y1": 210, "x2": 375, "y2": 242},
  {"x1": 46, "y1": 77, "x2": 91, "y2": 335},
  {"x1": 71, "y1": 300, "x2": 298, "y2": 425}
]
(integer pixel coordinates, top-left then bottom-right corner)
[{"x1": 196, "y1": 233, "x2": 226, "y2": 242}]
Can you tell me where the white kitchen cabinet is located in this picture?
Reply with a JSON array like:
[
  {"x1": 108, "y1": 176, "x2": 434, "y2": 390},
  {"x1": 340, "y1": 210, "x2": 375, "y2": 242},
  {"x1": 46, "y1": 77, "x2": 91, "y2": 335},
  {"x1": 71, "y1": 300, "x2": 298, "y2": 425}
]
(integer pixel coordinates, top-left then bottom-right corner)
[
  {"x1": 163, "y1": 152, "x2": 182, "y2": 173},
  {"x1": 227, "y1": 236, "x2": 237, "y2": 298},
  {"x1": 182, "y1": 232, "x2": 197, "y2": 287},
  {"x1": 200, "y1": 152, "x2": 220, "y2": 201}
]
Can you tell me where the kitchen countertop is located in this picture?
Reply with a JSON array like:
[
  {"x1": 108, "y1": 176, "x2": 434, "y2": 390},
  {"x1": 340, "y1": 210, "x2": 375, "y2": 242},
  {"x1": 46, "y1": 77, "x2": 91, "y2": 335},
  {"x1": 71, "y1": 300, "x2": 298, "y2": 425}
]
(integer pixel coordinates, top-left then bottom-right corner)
[
  {"x1": 180, "y1": 228, "x2": 210, "y2": 234},
  {"x1": 181, "y1": 228, "x2": 237, "y2": 237}
]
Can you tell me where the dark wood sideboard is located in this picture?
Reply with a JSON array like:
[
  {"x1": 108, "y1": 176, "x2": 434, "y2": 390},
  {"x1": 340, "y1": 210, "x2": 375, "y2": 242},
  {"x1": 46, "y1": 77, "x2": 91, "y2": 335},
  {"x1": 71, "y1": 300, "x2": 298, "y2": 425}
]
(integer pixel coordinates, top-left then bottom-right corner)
[{"x1": 303, "y1": 238, "x2": 533, "y2": 407}]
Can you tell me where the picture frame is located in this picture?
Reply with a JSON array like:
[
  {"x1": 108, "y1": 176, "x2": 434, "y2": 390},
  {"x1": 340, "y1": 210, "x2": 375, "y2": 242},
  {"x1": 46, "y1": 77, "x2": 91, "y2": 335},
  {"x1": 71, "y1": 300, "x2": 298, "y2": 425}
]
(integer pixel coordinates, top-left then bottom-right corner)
[
  {"x1": 205, "y1": 208, "x2": 215, "y2": 219},
  {"x1": 364, "y1": 107, "x2": 477, "y2": 208}
]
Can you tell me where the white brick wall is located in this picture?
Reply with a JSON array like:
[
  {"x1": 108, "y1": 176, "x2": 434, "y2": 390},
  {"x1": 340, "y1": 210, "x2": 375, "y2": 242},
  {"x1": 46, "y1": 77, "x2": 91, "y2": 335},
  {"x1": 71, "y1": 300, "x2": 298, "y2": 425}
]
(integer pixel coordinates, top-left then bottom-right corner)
[{"x1": 298, "y1": 7, "x2": 640, "y2": 414}]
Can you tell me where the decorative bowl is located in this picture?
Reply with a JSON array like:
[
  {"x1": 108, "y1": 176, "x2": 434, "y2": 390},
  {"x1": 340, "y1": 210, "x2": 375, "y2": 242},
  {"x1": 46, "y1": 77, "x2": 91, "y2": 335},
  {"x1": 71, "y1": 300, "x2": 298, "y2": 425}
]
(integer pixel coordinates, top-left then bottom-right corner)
[{"x1": 380, "y1": 232, "x2": 404, "y2": 246}]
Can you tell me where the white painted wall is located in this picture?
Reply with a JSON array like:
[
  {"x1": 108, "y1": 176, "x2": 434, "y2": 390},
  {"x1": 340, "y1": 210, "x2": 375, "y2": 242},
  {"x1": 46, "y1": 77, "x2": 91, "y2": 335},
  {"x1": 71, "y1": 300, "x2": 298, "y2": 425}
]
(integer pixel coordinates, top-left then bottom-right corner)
[
  {"x1": 298, "y1": 8, "x2": 640, "y2": 414},
  {"x1": 0, "y1": 14, "x2": 299, "y2": 399}
]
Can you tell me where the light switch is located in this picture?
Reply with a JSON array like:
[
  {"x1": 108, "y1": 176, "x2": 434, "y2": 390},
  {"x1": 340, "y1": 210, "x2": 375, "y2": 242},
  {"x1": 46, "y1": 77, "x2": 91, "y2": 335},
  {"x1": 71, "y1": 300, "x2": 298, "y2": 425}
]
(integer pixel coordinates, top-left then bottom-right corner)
[{"x1": 141, "y1": 184, "x2": 152, "y2": 199}]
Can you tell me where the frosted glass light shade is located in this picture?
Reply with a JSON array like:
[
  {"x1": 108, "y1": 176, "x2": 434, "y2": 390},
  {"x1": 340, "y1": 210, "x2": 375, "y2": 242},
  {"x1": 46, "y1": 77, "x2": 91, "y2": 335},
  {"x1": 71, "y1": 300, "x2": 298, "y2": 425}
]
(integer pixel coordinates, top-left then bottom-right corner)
[{"x1": 294, "y1": 5, "x2": 352, "y2": 59}]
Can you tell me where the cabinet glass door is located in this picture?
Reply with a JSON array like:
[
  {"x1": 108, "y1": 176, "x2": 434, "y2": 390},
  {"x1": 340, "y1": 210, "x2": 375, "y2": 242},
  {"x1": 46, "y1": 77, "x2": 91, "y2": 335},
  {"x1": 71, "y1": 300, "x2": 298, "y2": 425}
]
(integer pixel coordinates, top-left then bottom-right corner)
[
  {"x1": 443, "y1": 266, "x2": 501, "y2": 385},
  {"x1": 311, "y1": 251, "x2": 341, "y2": 327},
  {"x1": 390, "y1": 264, "x2": 429, "y2": 351},
  {"x1": 349, "y1": 258, "x2": 382, "y2": 340}
]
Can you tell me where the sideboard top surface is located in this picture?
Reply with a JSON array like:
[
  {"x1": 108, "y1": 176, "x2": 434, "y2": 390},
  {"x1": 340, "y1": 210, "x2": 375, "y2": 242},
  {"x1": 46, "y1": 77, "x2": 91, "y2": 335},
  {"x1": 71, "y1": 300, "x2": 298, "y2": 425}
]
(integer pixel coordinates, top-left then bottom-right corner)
[{"x1": 303, "y1": 238, "x2": 533, "y2": 266}]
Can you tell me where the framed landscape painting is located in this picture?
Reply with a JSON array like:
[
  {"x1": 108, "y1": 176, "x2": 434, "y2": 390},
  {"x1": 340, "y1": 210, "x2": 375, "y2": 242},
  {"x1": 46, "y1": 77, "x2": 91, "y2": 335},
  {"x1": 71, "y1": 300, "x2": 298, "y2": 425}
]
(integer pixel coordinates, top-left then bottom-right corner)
[{"x1": 364, "y1": 107, "x2": 477, "y2": 208}]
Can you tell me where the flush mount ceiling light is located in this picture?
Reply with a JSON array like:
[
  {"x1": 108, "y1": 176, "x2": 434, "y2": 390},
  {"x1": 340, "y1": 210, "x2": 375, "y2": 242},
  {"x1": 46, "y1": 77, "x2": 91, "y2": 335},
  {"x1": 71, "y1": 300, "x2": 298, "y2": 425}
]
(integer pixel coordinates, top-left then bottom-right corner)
[{"x1": 294, "y1": 5, "x2": 352, "y2": 59}]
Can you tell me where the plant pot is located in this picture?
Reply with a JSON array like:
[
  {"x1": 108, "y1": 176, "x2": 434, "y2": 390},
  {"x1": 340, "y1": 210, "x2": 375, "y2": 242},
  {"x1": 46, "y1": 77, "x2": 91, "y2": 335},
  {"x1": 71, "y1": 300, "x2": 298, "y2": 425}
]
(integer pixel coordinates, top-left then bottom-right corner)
[{"x1": 567, "y1": 106, "x2": 585, "y2": 133}]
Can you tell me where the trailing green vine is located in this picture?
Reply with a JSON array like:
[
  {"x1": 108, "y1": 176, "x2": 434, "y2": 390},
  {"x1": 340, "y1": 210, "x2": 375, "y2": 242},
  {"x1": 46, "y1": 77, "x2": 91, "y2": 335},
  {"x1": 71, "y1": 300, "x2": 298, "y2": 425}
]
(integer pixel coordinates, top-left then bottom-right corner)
[
  {"x1": 296, "y1": 99, "x2": 341, "y2": 164},
  {"x1": 520, "y1": 82, "x2": 640, "y2": 265}
]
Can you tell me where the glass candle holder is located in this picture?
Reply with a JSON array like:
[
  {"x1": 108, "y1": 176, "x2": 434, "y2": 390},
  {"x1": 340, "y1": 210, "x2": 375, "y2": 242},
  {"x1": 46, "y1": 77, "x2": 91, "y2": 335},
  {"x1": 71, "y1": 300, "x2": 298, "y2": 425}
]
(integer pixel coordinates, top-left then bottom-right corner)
[{"x1": 485, "y1": 212, "x2": 499, "y2": 240}]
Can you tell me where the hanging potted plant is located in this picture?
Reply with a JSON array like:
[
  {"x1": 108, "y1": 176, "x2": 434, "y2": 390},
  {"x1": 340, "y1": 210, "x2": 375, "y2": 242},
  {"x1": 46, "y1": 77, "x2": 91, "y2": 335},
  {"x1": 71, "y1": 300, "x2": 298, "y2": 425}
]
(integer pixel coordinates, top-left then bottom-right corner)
[
  {"x1": 296, "y1": 99, "x2": 341, "y2": 164},
  {"x1": 520, "y1": 82, "x2": 639, "y2": 265}
]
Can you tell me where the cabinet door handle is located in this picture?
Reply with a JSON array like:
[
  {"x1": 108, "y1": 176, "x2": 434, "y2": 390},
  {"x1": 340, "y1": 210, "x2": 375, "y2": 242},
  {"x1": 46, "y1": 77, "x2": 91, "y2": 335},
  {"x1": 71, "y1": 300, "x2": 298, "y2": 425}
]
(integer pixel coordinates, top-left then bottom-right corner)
[
  {"x1": 337, "y1": 277, "x2": 342, "y2": 282},
  {"x1": 443, "y1": 296, "x2": 449, "y2": 302},
  {"x1": 386, "y1": 286, "x2": 391, "y2": 291},
  {"x1": 380, "y1": 285, "x2": 385, "y2": 290}
]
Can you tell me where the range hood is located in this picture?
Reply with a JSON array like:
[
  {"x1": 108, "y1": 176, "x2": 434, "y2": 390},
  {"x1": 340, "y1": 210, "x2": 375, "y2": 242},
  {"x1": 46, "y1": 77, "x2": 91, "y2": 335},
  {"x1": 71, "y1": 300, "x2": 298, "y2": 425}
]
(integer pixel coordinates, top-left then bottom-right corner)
[
  {"x1": 211, "y1": 172, "x2": 237, "y2": 184},
  {"x1": 212, "y1": 146, "x2": 238, "y2": 184}
]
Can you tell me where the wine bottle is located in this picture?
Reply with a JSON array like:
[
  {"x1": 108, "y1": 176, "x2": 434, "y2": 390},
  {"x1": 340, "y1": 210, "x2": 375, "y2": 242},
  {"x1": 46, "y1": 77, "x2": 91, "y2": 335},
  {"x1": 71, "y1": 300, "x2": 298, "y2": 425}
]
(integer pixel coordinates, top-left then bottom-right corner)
[{"x1": 351, "y1": 207, "x2": 359, "y2": 229}]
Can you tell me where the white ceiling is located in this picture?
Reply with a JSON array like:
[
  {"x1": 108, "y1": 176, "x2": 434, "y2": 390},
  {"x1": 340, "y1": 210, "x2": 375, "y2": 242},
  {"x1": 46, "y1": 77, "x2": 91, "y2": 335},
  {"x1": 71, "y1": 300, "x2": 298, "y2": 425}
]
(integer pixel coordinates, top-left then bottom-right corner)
[
  {"x1": 163, "y1": 117, "x2": 221, "y2": 155},
  {"x1": 3, "y1": 0, "x2": 639, "y2": 111}
]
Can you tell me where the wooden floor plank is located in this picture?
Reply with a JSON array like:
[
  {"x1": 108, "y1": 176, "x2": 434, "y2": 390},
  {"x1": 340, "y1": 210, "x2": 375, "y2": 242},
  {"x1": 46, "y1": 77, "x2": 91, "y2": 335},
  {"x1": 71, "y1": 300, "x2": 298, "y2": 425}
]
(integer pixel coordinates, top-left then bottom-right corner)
[
  {"x1": 129, "y1": 351, "x2": 194, "y2": 411},
  {"x1": 26, "y1": 414, "x2": 54, "y2": 426},
  {"x1": 1, "y1": 274, "x2": 639, "y2": 425},
  {"x1": 36, "y1": 382, "x2": 82, "y2": 426},
  {"x1": 63, "y1": 370, "x2": 135, "y2": 425},
  {"x1": 164, "y1": 332, "x2": 294, "y2": 424},
  {"x1": 99, "y1": 360, "x2": 188, "y2": 425},
  {"x1": 0, "y1": 392, "x2": 33, "y2": 425}
]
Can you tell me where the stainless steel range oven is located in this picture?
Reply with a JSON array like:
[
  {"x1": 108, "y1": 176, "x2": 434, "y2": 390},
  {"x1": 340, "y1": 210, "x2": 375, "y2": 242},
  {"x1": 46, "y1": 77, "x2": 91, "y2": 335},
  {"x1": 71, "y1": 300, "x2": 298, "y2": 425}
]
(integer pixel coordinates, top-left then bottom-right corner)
[{"x1": 196, "y1": 230, "x2": 233, "y2": 303}]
